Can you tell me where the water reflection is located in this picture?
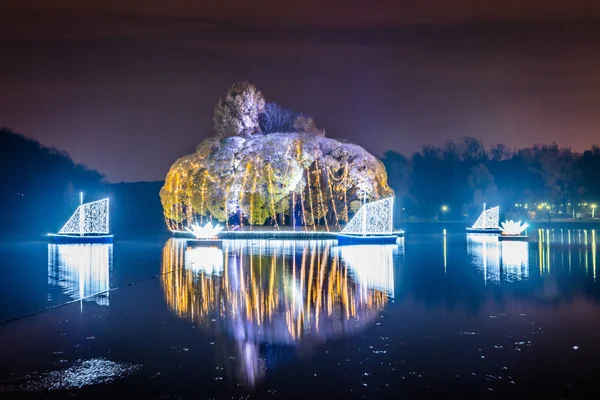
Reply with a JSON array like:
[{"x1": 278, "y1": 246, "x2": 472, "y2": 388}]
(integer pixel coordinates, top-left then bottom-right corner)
[
  {"x1": 499, "y1": 241, "x2": 529, "y2": 281},
  {"x1": 467, "y1": 229, "x2": 598, "y2": 283},
  {"x1": 48, "y1": 244, "x2": 113, "y2": 306},
  {"x1": 466, "y1": 234, "x2": 501, "y2": 283},
  {"x1": 161, "y1": 239, "x2": 397, "y2": 387},
  {"x1": 537, "y1": 229, "x2": 598, "y2": 279}
]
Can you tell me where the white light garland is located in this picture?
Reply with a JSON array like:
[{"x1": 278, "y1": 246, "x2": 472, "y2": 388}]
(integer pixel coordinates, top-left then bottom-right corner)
[
  {"x1": 500, "y1": 220, "x2": 529, "y2": 235},
  {"x1": 59, "y1": 198, "x2": 110, "y2": 235},
  {"x1": 342, "y1": 197, "x2": 394, "y2": 235},
  {"x1": 471, "y1": 206, "x2": 499, "y2": 230},
  {"x1": 185, "y1": 222, "x2": 223, "y2": 239}
]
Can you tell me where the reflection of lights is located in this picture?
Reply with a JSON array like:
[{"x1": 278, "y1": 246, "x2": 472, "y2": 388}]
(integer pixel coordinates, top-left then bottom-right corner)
[
  {"x1": 500, "y1": 241, "x2": 529, "y2": 281},
  {"x1": 161, "y1": 238, "x2": 391, "y2": 387},
  {"x1": 185, "y1": 222, "x2": 223, "y2": 239},
  {"x1": 443, "y1": 229, "x2": 447, "y2": 272},
  {"x1": 467, "y1": 234, "x2": 500, "y2": 284},
  {"x1": 48, "y1": 244, "x2": 112, "y2": 306},
  {"x1": 184, "y1": 247, "x2": 223, "y2": 275},
  {"x1": 592, "y1": 230, "x2": 597, "y2": 281},
  {"x1": 337, "y1": 245, "x2": 395, "y2": 298},
  {"x1": 469, "y1": 234, "x2": 530, "y2": 282},
  {"x1": 535, "y1": 229, "x2": 599, "y2": 277},
  {"x1": 500, "y1": 220, "x2": 529, "y2": 235}
]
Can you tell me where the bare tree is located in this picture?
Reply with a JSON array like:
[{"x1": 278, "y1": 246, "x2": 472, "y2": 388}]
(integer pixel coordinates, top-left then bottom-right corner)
[{"x1": 259, "y1": 103, "x2": 298, "y2": 134}]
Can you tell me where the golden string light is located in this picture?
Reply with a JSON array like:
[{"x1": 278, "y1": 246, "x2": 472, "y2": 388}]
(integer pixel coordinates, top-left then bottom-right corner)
[
  {"x1": 161, "y1": 134, "x2": 393, "y2": 231},
  {"x1": 265, "y1": 164, "x2": 279, "y2": 230},
  {"x1": 314, "y1": 156, "x2": 329, "y2": 232},
  {"x1": 200, "y1": 172, "x2": 208, "y2": 225},
  {"x1": 305, "y1": 167, "x2": 316, "y2": 231},
  {"x1": 291, "y1": 191, "x2": 296, "y2": 229},
  {"x1": 249, "y1": 163, "x2": 259, "y2": 227},
  {"x1": 238, "y1": 161, "x2": 252, "y2": 228},
  {"x1": 299, "y1": 192, "x2": 307, "y2": 230}
]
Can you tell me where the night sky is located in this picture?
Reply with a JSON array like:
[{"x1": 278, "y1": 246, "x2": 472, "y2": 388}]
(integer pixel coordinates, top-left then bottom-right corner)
[{"x1": 2, "y1": 1, "x2": 600, "y2": 182}]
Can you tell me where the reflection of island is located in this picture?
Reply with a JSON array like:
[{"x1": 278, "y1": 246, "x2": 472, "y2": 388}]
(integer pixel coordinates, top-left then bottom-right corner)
[
  {"x1": 48, "y1": 244, "x2": 112, "y2": 306},
  {"x1": 161, "y1": 239, "x2": 396, "y2": 387}
]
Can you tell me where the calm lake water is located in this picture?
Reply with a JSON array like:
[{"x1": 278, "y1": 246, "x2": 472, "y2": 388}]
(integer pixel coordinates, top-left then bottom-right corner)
[{"x1": 0, "y1": 228, "x2": 599, "y2": 398}]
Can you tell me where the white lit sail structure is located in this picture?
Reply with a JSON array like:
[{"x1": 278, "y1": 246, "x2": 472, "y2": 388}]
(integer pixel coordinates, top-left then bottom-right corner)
[
  {"x1": 59, "y1": 198, "x2": 110, "y2": 235},
  {"x1": 341, "y1": 197, "x2": 394, "y2": 235},
  {"x1": 51, "y1": 193, "x2": 113, "y2": 243},
  {"x1": 468, "y1": 206, "x2": 500, "y2": 232}
]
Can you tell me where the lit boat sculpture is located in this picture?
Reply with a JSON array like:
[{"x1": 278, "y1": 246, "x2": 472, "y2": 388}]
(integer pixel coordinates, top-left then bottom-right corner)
[
  {"x1": 498, "y1": 220, "x2": 529, "y2": 241},
  {"x1": 336, "y1": 197, "x2": 401, "y2": 245},
  {"x1": 48, "y1": 192, "x2": 113, "y2": 243},
  {"x1": 466, "y1": 205, "x2": 501, "y2": 234}
]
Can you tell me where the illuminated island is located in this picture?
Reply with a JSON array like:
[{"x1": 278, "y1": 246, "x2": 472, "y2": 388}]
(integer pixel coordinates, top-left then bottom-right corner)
[{"x1": 160, "y1": 82, "x2": 396, "y2": 236}]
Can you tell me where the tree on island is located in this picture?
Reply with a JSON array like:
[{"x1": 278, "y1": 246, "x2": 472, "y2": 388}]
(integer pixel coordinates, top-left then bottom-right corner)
[
  {"x1": 161, "y1": 82, "x2": 393, "y2": 231},
  {"x1": 259, "y1": 103, "x2": 298, "y2": 134},
  {"x1": 213, "y1": 82, "x2": 265, "y2": 138}
]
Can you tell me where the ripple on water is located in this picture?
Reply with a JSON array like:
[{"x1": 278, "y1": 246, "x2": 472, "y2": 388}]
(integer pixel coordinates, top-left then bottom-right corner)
[{"x1": 0, "y1": 358, "x2": 140, "y2": 392}]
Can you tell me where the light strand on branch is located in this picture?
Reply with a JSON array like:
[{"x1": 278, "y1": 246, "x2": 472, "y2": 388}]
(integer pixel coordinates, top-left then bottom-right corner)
[
  {"x1": 314, "y1": 156, "x2": 329, "y2": 232},
  {"x1": 305, "y1": 167, "x2": 316, "y2": 231}
]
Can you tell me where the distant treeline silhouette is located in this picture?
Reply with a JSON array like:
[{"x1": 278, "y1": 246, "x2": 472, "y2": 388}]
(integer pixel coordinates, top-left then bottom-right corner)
[
  {"x1": 382, "y1": 137, "x2": 600, "y2": 221},
  {"x1": 0, "y1": 128, "x2": 166, "y2": 234},
  {"x1": 2, "y1": 128, "x2": 599, "y2": 233}
]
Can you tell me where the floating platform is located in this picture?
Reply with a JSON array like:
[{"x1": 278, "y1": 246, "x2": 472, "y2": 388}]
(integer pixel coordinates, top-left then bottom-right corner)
[
  {"x1": 48, "y1": 234, "x2": 114, "y2": 244},
  {"x1": 186, "y1": 239, "x2": 223, "y2": 247},
  {"x1": 466, "y1": 228, "x2": 502, "y2": 234},
  {"x1": 218, "y1": 230, "x2": 339, "y2": 240},
  {"x1": 336, "y1": 234, "x2": 401, "y2": 245},
  {"x1": 498, "y1": 235, "x2": 529, "y2": 242},
  {"x1": 171, "y1": 229, "x2": 406, "y2": 242}
]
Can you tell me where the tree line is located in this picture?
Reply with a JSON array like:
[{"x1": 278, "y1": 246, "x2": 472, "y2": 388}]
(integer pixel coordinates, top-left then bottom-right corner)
[
  {"x1": 382, "y1": 137, "x2": 600, "y2": 221},
  {"x1": 0, "y1": 128, "x2": 166, "y2": 234}
]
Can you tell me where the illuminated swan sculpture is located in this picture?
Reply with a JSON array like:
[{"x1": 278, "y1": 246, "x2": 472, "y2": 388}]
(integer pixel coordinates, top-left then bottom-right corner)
[
  {"x1": 185, "y1": 222, "x2": 223, "y2": 239},
  {"x1": 500, "y1": 220, "x2": 529, "y2": 236}
]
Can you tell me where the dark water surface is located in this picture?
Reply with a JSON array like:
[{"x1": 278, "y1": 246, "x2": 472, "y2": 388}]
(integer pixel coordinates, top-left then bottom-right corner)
[{"x1": 0, "y1": 229, "x2": 599, "y2": 398}]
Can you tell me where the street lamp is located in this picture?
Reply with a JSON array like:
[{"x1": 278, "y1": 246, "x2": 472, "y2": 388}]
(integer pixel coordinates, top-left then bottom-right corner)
[{"x1": 441, "y1": 205, "x2": 449, "y2": 213}]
